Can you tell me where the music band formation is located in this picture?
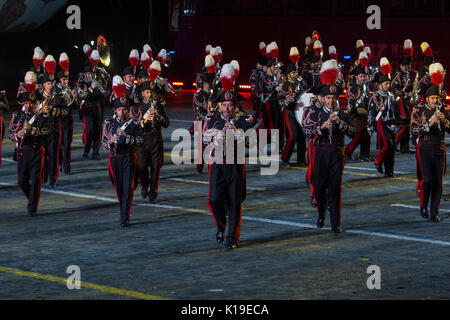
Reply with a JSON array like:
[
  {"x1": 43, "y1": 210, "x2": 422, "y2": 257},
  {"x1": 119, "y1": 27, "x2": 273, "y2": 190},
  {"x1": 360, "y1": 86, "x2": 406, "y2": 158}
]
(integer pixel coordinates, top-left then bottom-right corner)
[{"x1": 0, "y1": 32, "x2": 448, "y2": 250}]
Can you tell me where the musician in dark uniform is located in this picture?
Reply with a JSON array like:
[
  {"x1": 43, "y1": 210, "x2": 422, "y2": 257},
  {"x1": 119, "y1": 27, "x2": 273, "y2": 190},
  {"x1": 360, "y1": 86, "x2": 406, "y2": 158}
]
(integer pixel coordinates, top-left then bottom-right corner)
[
  {"x1": 203, "y1": 89, "x2": 252, "y2": 249},
  {"x1": 261, "y1": 58, "x2": 280, "y2": 134},
  {"x1": 54, "y1": 69, "x2": 76, "y2": 175},
  {"x1": 279, "y1": 63, "x2": 307, "y2": 166},
  {"x1": 78, "y1": 65, "x2": 107, "y2": 160},
  {"x1": 367, "y1": 71, "x2": 400, "y2": 177},
  {"x1": 302, "y1": 84, "x2": 350, "y2": 233},
  {"x1": 130, "y1": 81, "x2": 169, "y2": 203},
  {"x1": 122, "y1": 66, "x2": 136, "y2": 107},
  {"x1": 410, "y1": 83, "x2": 450, "y2": 223},
  {"x1": 0, "y1": 90, "x2": 9, "y2": 168},
  {"x1": 8, "y1": 91, "x2": 51, "y2": 216},
  {"x1": 102, "y1": 96, "x2": 143, "y2": 227},
  {"x1": 192, "y1": 71, "x2": 214, "y2": 173},
  {"x1": 345, "y1": 66, "x2": 371, "y2": 161},
  {"x1": 391, "y1": 56, "x2": 414, "y2": 154},
  {"x1": 302, "y1": 54, "x2": 321, "y2": 89},
  {"x1": 249, "y1": 55, "x2": 267, "y2": 126},
  {"x1": 36, "y1": 73, "x2": 61, "y2": 186}
]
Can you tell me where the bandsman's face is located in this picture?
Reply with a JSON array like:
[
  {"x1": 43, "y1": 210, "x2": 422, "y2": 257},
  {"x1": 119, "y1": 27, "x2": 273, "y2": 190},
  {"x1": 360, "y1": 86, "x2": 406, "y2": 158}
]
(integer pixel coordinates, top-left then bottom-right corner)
[
  {"x1": 115, "y1": 107, "x2": 129, "y2": 119},
  {"x1": 356, "y1": 74, "x2": 367, "y2": 83},
  {"x1": 85, "y1": 72, "x2": 93, "y2": 80},
  {"x1": 324, "y1": 95, "x2": 337, "y2": 109},
  {"x1": 23, "y1": 101, "x2": 31, "y2": 110},
  {"x1": 142, "y1": 89, "x2": 152, "y2": 100},
  {"x1": 220, "y1": 101, "x2": 234, "y2": 117},
  {"x1": 380, "y1": 81, "x2": 390, "y2": 92},
  {"x1": 43, "y1": 81, "x2": 53, "y2": 92},
  {"x1": 203, "y1": 82, "x2": 211, "y2": 92},
  {"x1": 123, "y1": 74, "x2": 134, "y2": 85},
  {"x1": 288, "y1": 70, "x2": 298, "y2": 80},
  {"x1": 427, "y1": 95, "x2": 440, "y2": 106},
  {"x1": 60, "y1": 77, "x2": 68, "y2": 87}
]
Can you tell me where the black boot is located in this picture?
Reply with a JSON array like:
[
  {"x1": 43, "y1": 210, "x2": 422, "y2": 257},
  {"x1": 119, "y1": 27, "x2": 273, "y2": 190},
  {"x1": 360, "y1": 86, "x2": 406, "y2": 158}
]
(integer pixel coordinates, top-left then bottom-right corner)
[{"x1": 420, "y1": 207, "x2": 429, "y2": 219}]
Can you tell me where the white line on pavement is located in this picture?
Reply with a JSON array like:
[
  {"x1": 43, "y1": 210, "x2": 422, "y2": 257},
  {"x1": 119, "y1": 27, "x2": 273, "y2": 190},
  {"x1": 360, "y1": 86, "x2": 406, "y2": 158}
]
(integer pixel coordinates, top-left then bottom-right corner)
[
  {"x1": 391, "y1": 203, "x2": 450, "y2": 213},
  {"x1": 2, "y1": 181, "x2": 449, "y2": 247}
]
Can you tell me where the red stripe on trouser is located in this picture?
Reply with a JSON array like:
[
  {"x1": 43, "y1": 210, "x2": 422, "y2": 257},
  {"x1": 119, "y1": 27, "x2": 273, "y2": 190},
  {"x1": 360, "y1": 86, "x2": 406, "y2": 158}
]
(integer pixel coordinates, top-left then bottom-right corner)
[
  {"x1": 345, "y1": 131, "x2": 361, "y2": 156},
  {"x1": 375, "y1": 120, "x2": 389, "y2": 166},
  {"x1": 127, "y1": 154, "x2": 137, "y2": 220},
  {"x1": 339, "y1": 148, "x2": 346, "y2": 226},
  {"x1": 306, "y1": 139, "x2": 312, "y2": 182},
  {"x1": 395, "y1": 127, "x2": 407, "y2": 145},
  {"x1": 54, "y1": 123, "x2": 62, "y2": 184},
  {"x1": 82, "y1": 114, "x2": 87, "y2": 145},
  {"x1": 36, "y1": 147, "x2": 45, "y2": 211},
  {"x1": 264, "y1": 101, "x2": 274, "y2": 133},
  {"x1": 311, "y1": 145, "x2": 317, "y2": 201},
  {"x1": 416, "y1": 142, "x2": 424, "y2": 208},
  {"x1": 235, "y1": 164, "x2": 245, "y2": 242},
  {"x1": 206, "y1": 163, "x2": 219, "y2": 228},
  {"x1": 282, "y1": 109, "x2": 293, "y2": 160},
  {"x1": 108, "y1": 153, "x2": 120, "y2": 202}
]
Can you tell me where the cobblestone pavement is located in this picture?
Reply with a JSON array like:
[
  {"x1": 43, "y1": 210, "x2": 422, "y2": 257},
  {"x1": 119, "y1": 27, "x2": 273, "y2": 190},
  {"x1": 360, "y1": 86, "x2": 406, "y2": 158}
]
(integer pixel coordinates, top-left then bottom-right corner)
[{"x1": 1, "y1": 93, "x2": 449, "y2": 300}]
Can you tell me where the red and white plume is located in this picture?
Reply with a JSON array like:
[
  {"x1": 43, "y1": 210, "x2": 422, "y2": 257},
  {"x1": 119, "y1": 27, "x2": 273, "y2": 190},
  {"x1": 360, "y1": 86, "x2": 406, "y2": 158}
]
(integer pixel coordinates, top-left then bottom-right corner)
[
  {"x1": 230, "y1": 60, "x2": 240, "y2": 78},
  {"x1": 143, "y1": 44, "x2": 152, "y2": 59},
  {"x1": 380, "y1": 57, "x2": 392, "y2": 75},
  {"x1": 328, "y1": 46, "x2": 338, "y2": 61},
  {"x1": 148, "y1": 60, "x2": 161, "y2": 82},
  {"x1": 220, "y1": 63, "x2": 235, "y2": 91},
  {"x1": 289, "y1": 47, "x2": 300, "y2": 63},
  {"x1": 140, "y1": 52, "x2": 150, "y2": 70},
  {"x1": 313, "y1": 40, "x2": 322, "y2": 57},
  {"x1": 358, "y1": 51, "x2": 368, "y2": 67},
  {"x1": 214, "y1": 46, "x2": 223, "y2": 64},
  {"x1": 320, "y1": 59, "x2": 338, "y2": 85},
  {"x1": 59, "y1": 52, "x2": 70, "y2": 71},
  {"x1": 356, "y1": 39, "x2": 365, "y2": 52},
  {"x1": 112, "y1": 75, "x2": 126, "y2": 99},
  {"x1": 266, "y1": 41, "x2": 279, "y2": 59},
  {"x1": 33, "y1": 47, "x2": 45, "y2": 68},
  {"x1": 429, "y1": 62, "x2": 445, "y2": 86},
  {"x1": 128, "y1": 49, "x2": 139, "y2": 67},
  {"x1": 24, "y1": 71, "x2": 37, "y2": 93},
  {"x1": 305, "y1": 37, "x2": 313, "y2": 51},
  {"x1": 421, "y1": 42, "x2": 433, "y2": 56},
  {"x1": 364, "y1": 46, "x2": 372, "y2": 60},
  {"x1": 83, "y1": 44, "x2": 93, "y2": 57},
  {"x1": 44, "y1": 55, "x2": 56, "y2": 75},
  {"x1": 259, "y1": 42, "x2": 266, "y2": 55},
  {"x1": 403, "y1": 39, "x2": 413, "y2": 57},
  {"x1": 205, "y1": 44, "x2": 212, "y2": 56},
  {"x1": 205, "y1": 55, "x2": 216, "y2": 74},
  {"x1": 157, "y1": 49, "x2": 167, "y2": 65},
  {"x1": 89, "y1": 50, "x2": 100, "y2": 70}
]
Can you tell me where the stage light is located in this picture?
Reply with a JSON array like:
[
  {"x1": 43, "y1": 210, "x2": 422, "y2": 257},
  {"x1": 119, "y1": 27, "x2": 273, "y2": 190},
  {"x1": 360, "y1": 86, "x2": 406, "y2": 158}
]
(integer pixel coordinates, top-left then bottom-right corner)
[
  {"x1": 172, "y1": 82, "x2": 183, "y2": 86},
  {"x1": 344, "y1": 55, "x2": 351, "y2": 59}
]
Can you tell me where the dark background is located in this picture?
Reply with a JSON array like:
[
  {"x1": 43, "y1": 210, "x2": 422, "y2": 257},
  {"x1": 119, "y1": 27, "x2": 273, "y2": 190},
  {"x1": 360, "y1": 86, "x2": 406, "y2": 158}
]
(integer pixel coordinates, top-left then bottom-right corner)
[{"x1": 1, "y1": 0, "x2": 449, "y2": 103}]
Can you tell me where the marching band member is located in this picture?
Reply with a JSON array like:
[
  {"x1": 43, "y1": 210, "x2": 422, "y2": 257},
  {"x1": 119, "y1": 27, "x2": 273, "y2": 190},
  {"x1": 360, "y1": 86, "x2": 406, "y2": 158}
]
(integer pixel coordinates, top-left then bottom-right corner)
[
  {"x1": 8, "y1": 73, "x2": 51, "y2": 216},
  {"x1": 410, "y1": 63, "x2": 449, "y2": 223},
  {"x1": 367, "y1": 58, "x2": 400, "y2": 177},
  {"x1": 302, "y1": 60, "x2": 351, "y2": 233},
  {"x1": 102, "y1": 88, "x2": 143, "y2": 227}
]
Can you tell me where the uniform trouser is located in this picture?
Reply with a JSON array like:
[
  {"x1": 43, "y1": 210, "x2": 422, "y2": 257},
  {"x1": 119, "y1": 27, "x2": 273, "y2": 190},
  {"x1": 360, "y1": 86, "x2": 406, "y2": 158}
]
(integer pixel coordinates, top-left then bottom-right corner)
[
  {"x1": 416, "y1": 142, "x2": 445, "y2": 217},
  {"x1": 207, "y1": 163, "x2": 245, "y2": 244},
  {"x1": 44, "y1": 126, "x2": 61, "y2": 184},
  {"x1": 312, "y1": 146, "x2": 345, "y2": 228},
  {"x1": 83, "y1": 111, "x2": 101, "y2": 155},
  {"x1": 108, "y1": 153, "x2": 137, "y2": 224},
  {"x1": 375, "y1": 124, "x2": 395, "y2": 175},
  {"x1": 282, "y1": 109, "x2": 306, "y2": 164},
  {"x1": 346, "y1": 128, "x2": 371, "y2": 158},
  {"x1": 395, "y1": 126, "x2": 410, "y2": 153},
  {"x1": 60, "y1": 115, "x2": 73, "y2": 173},
  {"x1": 306, "y1": 138, "x2": 315, "y2": 198},
  {"x1": 0, "y1": 116, "x2": 3, "y2": 168},
  {"x1": 17, "y1": 146, "x2": 45, "y2": 214},
  {"x1": 136, "y1": 134, "x2": 163, "y2": 199}
]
